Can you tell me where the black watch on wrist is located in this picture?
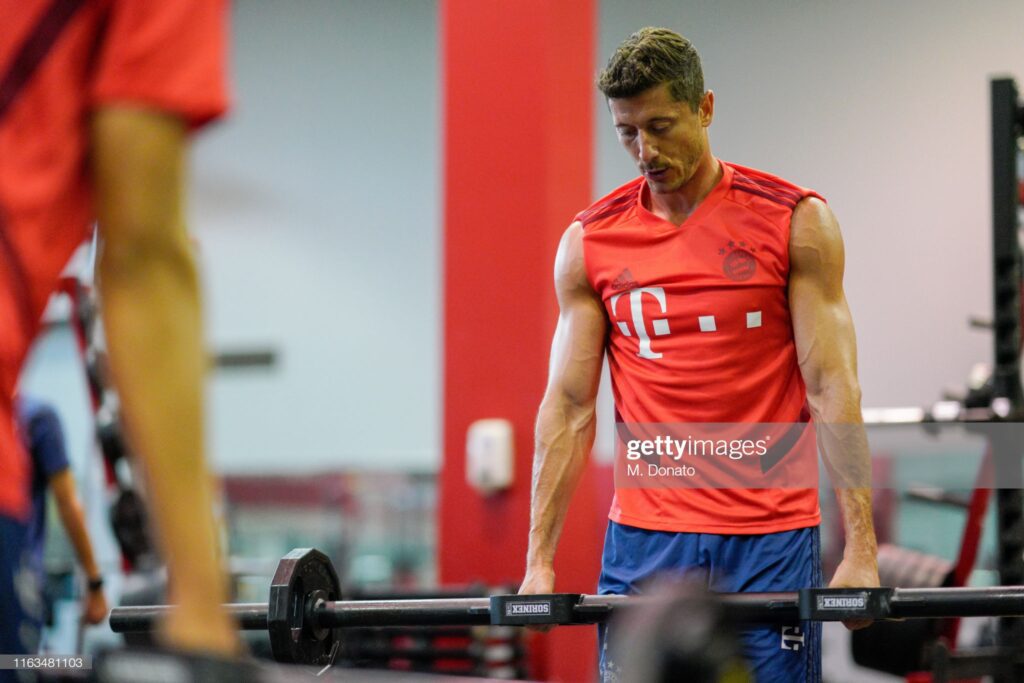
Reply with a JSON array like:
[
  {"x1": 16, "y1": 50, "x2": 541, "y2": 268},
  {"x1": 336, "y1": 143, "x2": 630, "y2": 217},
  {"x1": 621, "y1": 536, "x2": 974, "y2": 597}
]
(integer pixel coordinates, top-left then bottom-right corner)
[{"x1": 87, "y1": 577, "x2": 104, "y2": 592}]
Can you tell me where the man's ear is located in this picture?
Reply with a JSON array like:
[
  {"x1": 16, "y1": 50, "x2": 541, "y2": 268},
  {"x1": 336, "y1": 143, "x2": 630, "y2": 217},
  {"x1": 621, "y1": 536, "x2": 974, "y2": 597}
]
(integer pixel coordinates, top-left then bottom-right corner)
[{"x1": 700, "y1": 90, "x2": 715, "y2": 127}]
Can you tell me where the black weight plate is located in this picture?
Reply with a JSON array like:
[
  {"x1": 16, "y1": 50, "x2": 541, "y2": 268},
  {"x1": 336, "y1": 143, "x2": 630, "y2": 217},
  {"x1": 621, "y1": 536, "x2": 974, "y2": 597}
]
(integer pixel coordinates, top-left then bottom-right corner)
[{"x1": 267, "y1": 548, "x2": 342, "y2": 664}]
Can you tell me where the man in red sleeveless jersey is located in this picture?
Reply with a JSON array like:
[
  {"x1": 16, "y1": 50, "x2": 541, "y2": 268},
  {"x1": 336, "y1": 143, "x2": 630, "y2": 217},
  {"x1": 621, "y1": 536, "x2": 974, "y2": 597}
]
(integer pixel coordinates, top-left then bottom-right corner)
[
  {"x1": 520, "y1": 28, "x2": 878, "y2": 682},
  {"x1": 0, "y1": 1, "x2": 241, "y2": 670}
]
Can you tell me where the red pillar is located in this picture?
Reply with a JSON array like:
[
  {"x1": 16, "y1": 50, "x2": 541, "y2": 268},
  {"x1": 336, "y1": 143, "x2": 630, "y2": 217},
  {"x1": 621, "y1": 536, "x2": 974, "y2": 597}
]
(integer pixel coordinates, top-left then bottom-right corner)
[{"x1": 439, "y1": 1, "x2": 601, "y2": 680}]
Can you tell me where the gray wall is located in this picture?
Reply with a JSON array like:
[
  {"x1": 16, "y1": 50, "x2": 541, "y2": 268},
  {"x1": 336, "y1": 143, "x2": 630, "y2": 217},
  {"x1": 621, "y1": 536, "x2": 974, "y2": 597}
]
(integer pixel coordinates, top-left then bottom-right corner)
[
  {"x1": 23, "y1": 2, "x2": 441, "y2": 480},
  {"x1": 597, "y1": 0, "x2": 1024, "y2": 408},
  {"x1": 191, "y1": 0, "x2": 441, "y2": 472}
]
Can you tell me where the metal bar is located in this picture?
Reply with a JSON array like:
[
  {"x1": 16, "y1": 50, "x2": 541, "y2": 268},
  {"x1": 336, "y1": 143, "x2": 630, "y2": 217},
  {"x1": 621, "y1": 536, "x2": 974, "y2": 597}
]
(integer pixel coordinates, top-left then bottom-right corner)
[
  {"x1": 110, "y1": 585, "x2": 1024, "y2": 634},
  {"x1": 988, "y1": 78, "x2": 1022, "y2": 670},
  {"x1": 905, "y1": 487, "x2": 972, "y2": 510},
  {"x1": 212, "y1": 348, "x2": 278, "y2": 370},
  {"x1": 233, "y1": 603, "x2": 270, "y2": 629},
  {"x1": 110, "y1": 603, "x2": 268, "y2": 632},
  {"x1": 716, "y1": 592, "x2": 801, "y2": 622},
  {"x1": 990, "y1": 77, "x2": 1022, "y2": 407},
  {"x1": 316, "y1": 586, "x2": 1024, "y2": 627},
  {"x1": 860, "y1": 404, "x2": 1000, "y2": 424},
  {"x1": 583, "y1": 592, "x2": 803, "y2": 623},
  {"x1": 317, "y1": 598, "x2": 493, "y2": 628},
  {"x1": 890, "y1": 586, "x2": 1024, "y2": 618}
]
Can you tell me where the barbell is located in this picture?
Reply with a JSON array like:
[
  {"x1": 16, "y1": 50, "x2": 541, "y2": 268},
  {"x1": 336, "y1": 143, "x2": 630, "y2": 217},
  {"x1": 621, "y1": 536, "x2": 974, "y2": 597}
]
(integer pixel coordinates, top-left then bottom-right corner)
[{"x1": 107, "y1": 547, "x2": 1024, "y2": 667}]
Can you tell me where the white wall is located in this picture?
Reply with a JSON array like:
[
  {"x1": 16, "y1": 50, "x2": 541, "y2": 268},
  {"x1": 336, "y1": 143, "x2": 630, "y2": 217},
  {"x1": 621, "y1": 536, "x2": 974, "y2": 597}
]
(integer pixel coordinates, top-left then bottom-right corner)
[
  {"x1": 596, "y1": 0, "x2": 1024, "y2": 408},
  {"x1": 191, "y1": 0, "x2": 441, "y2": 472}
]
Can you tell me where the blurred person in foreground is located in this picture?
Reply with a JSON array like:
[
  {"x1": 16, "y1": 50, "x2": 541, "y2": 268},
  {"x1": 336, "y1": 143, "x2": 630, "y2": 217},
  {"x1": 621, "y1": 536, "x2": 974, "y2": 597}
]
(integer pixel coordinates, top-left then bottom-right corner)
[{"x1": 0, "y1": 1, "x2": 241, "y2": 671}]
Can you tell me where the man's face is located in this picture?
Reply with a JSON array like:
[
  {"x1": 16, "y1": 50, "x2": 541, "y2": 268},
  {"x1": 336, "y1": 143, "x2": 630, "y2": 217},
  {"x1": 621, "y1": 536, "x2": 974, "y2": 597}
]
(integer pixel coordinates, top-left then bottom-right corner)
[{"x1": 608, "y1": 83, "x2": 714, "y2": 194}]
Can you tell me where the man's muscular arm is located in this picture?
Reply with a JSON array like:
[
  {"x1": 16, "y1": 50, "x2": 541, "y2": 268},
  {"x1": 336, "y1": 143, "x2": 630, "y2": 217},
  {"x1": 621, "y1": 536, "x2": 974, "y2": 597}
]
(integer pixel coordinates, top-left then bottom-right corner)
[
  {"x1": 91, "y1": 107, "x2": 239, "y2": 654},
  {"x1": 789, "y1": 197, "x2": 879, "y2": 630},
  {"x1": 520, "y1": 222, "x2": 607, "y2": 595}
]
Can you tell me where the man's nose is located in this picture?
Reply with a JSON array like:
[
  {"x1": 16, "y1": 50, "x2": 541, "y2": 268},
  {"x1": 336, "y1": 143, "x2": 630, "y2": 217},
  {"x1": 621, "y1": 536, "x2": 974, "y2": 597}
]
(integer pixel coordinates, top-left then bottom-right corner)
[{"x1": 637, "y1": 132, "x2": 658, "y2": 165}]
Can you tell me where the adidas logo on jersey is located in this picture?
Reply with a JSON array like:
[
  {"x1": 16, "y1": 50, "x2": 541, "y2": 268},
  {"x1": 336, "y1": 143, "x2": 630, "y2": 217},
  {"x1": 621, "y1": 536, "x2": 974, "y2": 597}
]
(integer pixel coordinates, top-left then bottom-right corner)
[{"x1": 610, "y1": 268, "x2": 639, "y2": 293}]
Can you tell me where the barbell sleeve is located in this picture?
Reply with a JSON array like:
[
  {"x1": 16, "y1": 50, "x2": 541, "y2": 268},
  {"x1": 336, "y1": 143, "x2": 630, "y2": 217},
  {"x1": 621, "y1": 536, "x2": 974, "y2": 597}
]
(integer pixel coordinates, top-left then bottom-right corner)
[{"x1": 889, "y1": 586, "x2": 1024, "y2": 618}]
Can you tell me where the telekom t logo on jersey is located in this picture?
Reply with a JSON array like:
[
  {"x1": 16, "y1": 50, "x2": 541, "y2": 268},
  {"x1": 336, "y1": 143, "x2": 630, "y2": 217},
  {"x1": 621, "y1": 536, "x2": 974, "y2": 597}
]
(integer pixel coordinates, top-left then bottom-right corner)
[
  {"x1": 610, "y1": 287, "x2": 671, "y2": 359},
  {"x1": 611, "y1": 286, "x2": 764, "y2": 359}
]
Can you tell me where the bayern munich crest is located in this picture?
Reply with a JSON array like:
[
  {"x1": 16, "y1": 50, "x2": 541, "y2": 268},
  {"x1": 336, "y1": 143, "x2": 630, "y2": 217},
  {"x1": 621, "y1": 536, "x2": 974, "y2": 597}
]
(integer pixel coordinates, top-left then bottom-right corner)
[{"x1": 719, "y1": 241, "x2": 757, "y2": 282}]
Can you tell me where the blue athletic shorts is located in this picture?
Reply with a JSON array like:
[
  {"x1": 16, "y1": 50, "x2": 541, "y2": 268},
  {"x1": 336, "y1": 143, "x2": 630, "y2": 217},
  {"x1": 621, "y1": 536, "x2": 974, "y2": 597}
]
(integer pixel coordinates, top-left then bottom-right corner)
[
  {"x1": 597, "y1": 520, "x2": 822, "y2": 683},
  {"x1": 0, "y1": 514, "x2": 43, "y2": 683}
]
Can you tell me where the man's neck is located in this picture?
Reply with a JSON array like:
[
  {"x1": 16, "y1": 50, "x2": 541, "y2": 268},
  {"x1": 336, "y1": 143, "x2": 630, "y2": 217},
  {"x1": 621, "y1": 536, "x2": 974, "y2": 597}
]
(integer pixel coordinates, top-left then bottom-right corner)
[{"x1": 648, "y1": 155, "x2": 722, "y2": 225}]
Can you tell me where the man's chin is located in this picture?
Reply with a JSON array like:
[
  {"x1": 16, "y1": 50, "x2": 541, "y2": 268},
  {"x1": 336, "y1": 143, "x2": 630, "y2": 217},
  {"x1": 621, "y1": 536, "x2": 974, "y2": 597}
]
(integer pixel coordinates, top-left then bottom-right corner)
[{"x1": 645, "y1": 177, "x2": 681, "y2": 194}]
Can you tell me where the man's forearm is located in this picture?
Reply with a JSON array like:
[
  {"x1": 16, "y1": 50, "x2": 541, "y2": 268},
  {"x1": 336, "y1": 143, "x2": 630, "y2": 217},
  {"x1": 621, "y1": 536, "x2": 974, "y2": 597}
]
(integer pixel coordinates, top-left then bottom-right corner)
[
  {"x1": 812, "y1": 390, "x2": 877, "y2": 555},
  {"x1": 833, "y1": 487, "x2": 876, "y2": 557},
  {"x1": 51, "y1": 472, "x2": 101, "y2": 581},
  {"x1": 98, "y1": 238, "x2": 227, "y2": 610},
  {"x1": 526, "y1": 398, "x2": 595, "y2": 570}
]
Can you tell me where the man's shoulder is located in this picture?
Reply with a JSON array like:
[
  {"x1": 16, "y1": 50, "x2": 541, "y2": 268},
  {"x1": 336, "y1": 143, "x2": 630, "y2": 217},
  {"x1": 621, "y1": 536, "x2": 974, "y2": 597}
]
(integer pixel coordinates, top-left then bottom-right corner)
[
  {"x1": 725, "y1": 161, "x2": 822, "y2": 212},
  {"x1": 574, "y1": 176, "x2": 644, "y2": 230}
]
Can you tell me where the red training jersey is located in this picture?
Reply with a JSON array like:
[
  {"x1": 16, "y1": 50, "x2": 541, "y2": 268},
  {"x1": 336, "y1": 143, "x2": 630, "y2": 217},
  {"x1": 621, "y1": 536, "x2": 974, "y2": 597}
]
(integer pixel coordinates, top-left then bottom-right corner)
[
  {"x1": 0, "y1": 0, "x2": 229, "y2": 520},
  {"x1": 579, "y1": 160, "x2": 822, "y2": 534}
]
